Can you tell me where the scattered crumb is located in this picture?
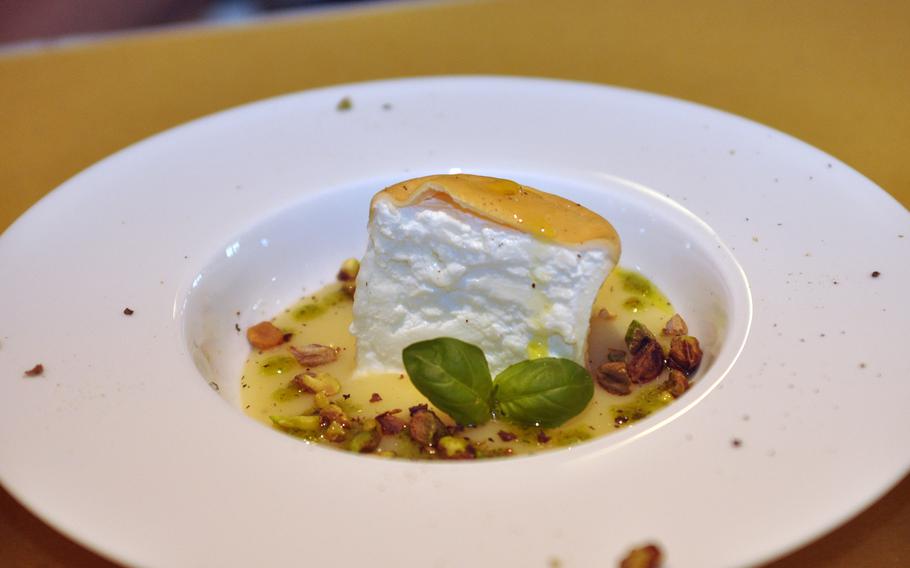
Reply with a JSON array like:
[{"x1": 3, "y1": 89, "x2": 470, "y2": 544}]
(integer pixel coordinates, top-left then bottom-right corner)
[
  {"x1": 871, "y1": 271, "x2": 881, "y2": 278},
  {"x1": 209, "y1": 381, "x2": 220, "y2": 392},
  {"x1": 370, "y1": 393, "x2": 382, "y2": 403},
  {"x1": 336, "y1": 97, "x2": 352, "y2": 111},
  {"x1": 123, "y1": 307, "x2": 134, "y2": 315},
  {"x1": 731, "y1": 438, "x2": 742, "y2": 448},
  {"x1": 859, "y1": 362, "x2": 867, "y2": 369},
  {"x1": 234, "y1": 323, "x2": 241, "y2": 332},
  {"x1": 24, "y1": 364, "x2": 44, "y2": 377},
  {"x1": 382, "y1": 102, "x2": 392, "y2": 111}
]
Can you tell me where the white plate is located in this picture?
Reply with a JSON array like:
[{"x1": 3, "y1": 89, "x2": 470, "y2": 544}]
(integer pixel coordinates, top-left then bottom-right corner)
[{"x1": 1, "y1": 77, "x2": 908, "y2": 568}]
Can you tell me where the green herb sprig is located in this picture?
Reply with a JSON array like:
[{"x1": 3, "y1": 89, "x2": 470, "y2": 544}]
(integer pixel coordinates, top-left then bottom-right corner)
[{"x1": 402, "y1": 337, "x2": 593, "y2": 428}]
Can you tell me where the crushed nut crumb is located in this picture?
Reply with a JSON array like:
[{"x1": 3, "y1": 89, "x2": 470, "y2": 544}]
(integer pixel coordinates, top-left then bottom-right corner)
[
  {"x1": 24, "y1": 364, "x2": 44, "y2": 377},
  {"x1": 497, "y1": 430, "x2": 518, "y2": 442},
  {"x1": 619, "y1": 543, "x2": 663, "y2": 568}
]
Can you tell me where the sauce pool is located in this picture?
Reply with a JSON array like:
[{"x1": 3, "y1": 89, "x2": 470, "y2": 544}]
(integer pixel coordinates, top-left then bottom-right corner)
[{"x1": 240, "y1": 267, "x2": 681, "y2": 458}]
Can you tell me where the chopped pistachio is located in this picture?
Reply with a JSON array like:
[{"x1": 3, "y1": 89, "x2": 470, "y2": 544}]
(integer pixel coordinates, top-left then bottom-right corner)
[
  {"x1": 270, "y1": 414, "x2": 321, "y2": 431},
  {"x1": 438, "y1": 436, "x2": 475, "y2": 459},
  {"x1": 409, "y1": 407, "x2": 446, "y2": 447},
  {"x1": 246, "y1": 321, "x2": 288, "y2": 349},
  {"x1": 319, "y1": 403, "x2": 348, "y2": 427},
  {"x1": 337, "y1": 258, "x2": 360, "y2": 282},
  {"x1": 626, "y1": 340, "x2": 664, "y2": 383},
  {"x1": 665, "y1": 369, "x2": 689, "y2": 398},
  {"x1": 314, "y1": 391, "x2": 331, "y2": 409},
  {"x1": 289, "y1": 344, "x2": 339, "y2": 367},
  {"x1": 662, "y1": 313, "x2": 688, "y2": 336},
  {"x1": 669, "y1": 335, "x2": 703, "y2": 374},
  {"x1": 348, "y1": 429, "x2": 381, "y2": 453},
  {"x1": 596, "y1": 361, "x2": 632, "y2": 395},
  {"x1": 295, "y1": 371, "x2": 341, "y2": 395},
  {"x1": 375, "y1": 410, "x2": 408, "y2": 435},
  {"x1": 324, "y1": 420, "x2": 347, "y2": 442},
  {"x1": 624, "y1": 320, "x2": 654, "y2": 352}
]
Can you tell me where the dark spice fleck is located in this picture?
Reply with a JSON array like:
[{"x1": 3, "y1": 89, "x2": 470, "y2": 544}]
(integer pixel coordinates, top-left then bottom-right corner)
[
  {"x1": 123, "y1": 307, "x2": 134, "y2": 315},
  {"x1": 537, "y1": 431, "x2": 550, "y2": 444},
  {"x1": 24, "y1": 364, "x2": 44, "y2": 377},
  {"x1": 370, "y1": 392, "x2": 382, "y2": 403},
  {"x1": 342, "y1": 393, "x2": 351, "y2": 400},
  {"x1": 234, "y1": 323, "x2": 241, "y2": 332},
  {"x1": 731, "y1": 438, "x2": 742, "y2": 448},
  {"x1": 871, "y1": 271, "x2": 881, "y2": 278}
]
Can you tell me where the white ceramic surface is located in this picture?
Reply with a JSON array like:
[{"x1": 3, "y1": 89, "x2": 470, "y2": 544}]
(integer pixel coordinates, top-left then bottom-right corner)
[{"x1": 1, "y1": 77, "x2": 908, "y2": 568}]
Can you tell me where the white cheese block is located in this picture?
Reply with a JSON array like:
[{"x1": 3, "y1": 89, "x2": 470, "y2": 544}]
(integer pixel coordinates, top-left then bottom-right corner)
[{"x1": 351, "y1": 195, "x2": 616, "y2": 376}]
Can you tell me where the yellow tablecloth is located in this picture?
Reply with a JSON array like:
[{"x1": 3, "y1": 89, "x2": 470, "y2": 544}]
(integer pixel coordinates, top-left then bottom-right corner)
[{"x1": 1, "y1": 0, "x2": 907, "y2": 566}]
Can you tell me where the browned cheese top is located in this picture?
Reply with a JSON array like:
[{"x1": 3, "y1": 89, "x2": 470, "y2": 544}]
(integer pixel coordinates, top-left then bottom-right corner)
[{"x1": 371, "y1": 174, "x2": 621, "y2": 257}]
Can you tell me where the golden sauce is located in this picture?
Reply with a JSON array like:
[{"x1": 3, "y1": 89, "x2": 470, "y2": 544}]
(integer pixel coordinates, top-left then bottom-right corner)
[
  {"x1": 241, "y1": 267, "x2": 680, "y2": 458},
  {"x1": 374, "y1": 174, "x2": 621, "y2": 256}
]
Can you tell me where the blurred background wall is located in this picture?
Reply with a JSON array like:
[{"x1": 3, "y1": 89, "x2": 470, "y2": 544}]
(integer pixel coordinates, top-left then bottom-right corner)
[{"x1": 0, "y1": 0, "x2": 391, "y2": 46}]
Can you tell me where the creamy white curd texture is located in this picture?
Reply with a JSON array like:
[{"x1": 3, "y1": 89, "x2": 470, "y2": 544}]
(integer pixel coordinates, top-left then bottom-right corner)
[{"x1": 351, "y1": 197, "x2": 615, "y2": 375}]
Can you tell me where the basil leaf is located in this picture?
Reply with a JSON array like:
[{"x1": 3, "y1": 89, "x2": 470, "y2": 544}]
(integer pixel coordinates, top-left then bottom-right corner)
[
  {"x1": 402, "y1": 337, "x2": 493, "y2": 426},
  {"x1": 493, "y1": 358, "x2": 594, "y2": 428}
]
